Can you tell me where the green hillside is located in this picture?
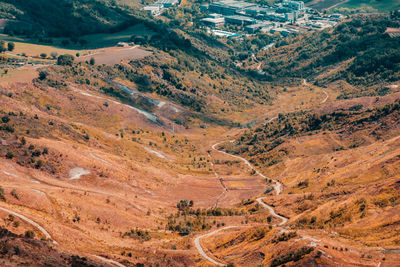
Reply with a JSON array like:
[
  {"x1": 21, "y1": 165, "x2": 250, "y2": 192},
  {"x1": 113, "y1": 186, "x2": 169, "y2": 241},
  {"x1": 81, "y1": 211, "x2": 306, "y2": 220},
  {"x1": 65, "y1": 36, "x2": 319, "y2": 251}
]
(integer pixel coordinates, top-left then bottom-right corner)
[
  {"x1": 0, "y1": 0, "x2": 143, "y2": 37},
  {"x1": 335, "y1": 0, "x2": 400, "y2": 13}
]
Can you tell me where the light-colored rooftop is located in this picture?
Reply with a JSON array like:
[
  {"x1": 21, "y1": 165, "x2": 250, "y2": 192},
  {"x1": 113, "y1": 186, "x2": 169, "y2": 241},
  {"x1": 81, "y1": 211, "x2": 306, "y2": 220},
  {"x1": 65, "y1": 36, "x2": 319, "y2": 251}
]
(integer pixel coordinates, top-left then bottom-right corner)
[{"x1": 211, "y1": 0, "x2": 257, "y2": 9}]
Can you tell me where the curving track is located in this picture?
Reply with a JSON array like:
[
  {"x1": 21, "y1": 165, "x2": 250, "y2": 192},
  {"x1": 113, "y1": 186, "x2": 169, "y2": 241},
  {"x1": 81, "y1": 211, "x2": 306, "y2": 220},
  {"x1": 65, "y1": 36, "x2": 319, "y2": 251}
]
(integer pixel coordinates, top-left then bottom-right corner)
[
  {"x1": 194, "y1": 141, "x2": 286, "y2": 265},
  {"x1": 0, "y1": 206, "x2": 57, "y2": 244}
]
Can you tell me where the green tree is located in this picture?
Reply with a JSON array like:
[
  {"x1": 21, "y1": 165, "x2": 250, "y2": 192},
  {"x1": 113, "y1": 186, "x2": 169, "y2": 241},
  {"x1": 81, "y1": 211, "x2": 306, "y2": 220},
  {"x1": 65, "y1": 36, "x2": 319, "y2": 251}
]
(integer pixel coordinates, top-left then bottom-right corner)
[
  {"x1": 38, "y1": 71, "x2": 47, "y2": 80},
  {"x1": 89, "y1": 57, "x2": 95, "y2": 65},
  {"x1": 7, "y1": 42, "x2": 15, "y2": 52},
  {"x1": 0, "y1": 41, "x2": 6, "y2": 53},
  {"x1": 57, "y1": 54, "x2": 74, "y2": 66}
]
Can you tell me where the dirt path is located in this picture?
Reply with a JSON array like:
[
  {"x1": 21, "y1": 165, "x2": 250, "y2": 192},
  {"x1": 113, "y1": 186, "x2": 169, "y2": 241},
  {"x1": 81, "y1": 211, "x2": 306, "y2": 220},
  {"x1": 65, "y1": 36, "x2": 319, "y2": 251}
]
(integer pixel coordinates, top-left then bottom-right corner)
[
  {"x1": 0, "y1": 206, "x2": 57, "y2": 244},
  {"x1": 194, "y1": 226, "x2": 247, "y2": 266},
  {"x1": 211, "y1": 141, "x2": 282, "y2": 195},
  {"x1": 196, "y1": 140, "x2": 384, "y2": 267},
  {"x1": 208, "y1": 154, "x2": 228, "y2": 209},
  {"x1": 92, "y1": 255, "x2": 127, "y2": 267},
  {"x1": 0, "y1": 202, "x2": 127, "y2": 266},
  {"x1": 194, "y1": 142, "x2": 285, "y2": 265},
  {"x1": 256, "y1": 197, "x2": 287, "y2": 226},
  {"x1": 321, "y1": 90, "x2": 329, "y2": 103}
]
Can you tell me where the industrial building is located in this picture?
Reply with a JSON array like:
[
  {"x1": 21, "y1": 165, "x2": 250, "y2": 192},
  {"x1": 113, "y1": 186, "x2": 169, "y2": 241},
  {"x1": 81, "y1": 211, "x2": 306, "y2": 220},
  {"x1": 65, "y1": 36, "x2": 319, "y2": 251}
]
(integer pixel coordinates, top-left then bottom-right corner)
[
  {"x1": 201, "y1": 14, "x2": 225, "y2": 27},
  {"x1": 225, "y1": 15, "x2": 256, "y2": 25},
  {"x1": 208, "y1": 0, "x2": 257, "y2": 15},
  {"x1": 198, "y1": 0, "x2": 341, "y2": 38},
  {"x1": 156, "y1": 0, "x2": 179, "y2": 8},
  {"x1": 143, "y1": 0, "x2": 179, "y2": 16},
  {"x1": 245, "y1": 22, "x2": 273, "y2": 33},
  {"x1": 244, "y1": 6, "x2": 271, "y2": 17},
  {"x1": 281, "y1": 0, "x2": 304, "y2": 10},
  {"x1": 143, "y1": 4, "x2": 163, "y2": 16}
]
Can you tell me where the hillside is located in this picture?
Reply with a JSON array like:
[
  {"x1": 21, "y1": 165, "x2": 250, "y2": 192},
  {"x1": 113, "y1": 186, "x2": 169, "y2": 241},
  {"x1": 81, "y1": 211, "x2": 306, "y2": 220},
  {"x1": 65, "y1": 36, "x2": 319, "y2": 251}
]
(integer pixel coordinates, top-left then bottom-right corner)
[
  {"x1": 248, "y1": 15, "x2": 400, "y2": 98},
  {"x1": 0, "y1": 0, "x2": 142, "y2": 37},
  {"x1": 0, "y1": 3, "x2": 400, "y2": 267}
]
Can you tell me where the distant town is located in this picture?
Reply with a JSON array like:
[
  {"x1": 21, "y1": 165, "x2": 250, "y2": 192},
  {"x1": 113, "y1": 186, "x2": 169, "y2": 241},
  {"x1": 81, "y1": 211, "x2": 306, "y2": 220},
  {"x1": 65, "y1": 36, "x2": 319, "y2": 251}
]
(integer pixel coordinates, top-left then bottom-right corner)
[{"x1": 144, "y1": 0, "x2": 343, "y2": 38}]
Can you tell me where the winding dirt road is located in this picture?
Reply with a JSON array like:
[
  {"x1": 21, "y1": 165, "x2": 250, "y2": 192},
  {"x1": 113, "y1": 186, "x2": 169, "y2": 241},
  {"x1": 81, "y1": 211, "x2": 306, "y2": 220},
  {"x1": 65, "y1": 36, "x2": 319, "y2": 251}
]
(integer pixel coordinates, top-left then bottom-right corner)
[
  {"x1": 194, "y1": 226, "x2": 247, "y2": 266},
  {"x1": 321, "y1": 90, "x2": 329, "y2": 103},
  {"x1": 256, "y1": 198, "x2": 287, "y2": 226},
  {"x1": 0, "y1": 206, "x2": 57, "y2": 244},
  {"x1": 196, "y1": 139, "x2": 383, "y2": 267},
  {"x1": 194, "y1": 141, "x2": 285, "y2": 265},
  {"x1": 92, "y1": 255, "x2": 127, "y2": 267}
]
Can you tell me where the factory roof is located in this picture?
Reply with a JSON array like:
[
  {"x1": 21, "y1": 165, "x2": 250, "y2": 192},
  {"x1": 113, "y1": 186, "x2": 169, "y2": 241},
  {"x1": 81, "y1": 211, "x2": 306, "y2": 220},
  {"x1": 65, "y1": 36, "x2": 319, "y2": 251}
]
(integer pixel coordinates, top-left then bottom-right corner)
[{"x1": 211, "y1": 0, "x2": 257, "y2": 9}]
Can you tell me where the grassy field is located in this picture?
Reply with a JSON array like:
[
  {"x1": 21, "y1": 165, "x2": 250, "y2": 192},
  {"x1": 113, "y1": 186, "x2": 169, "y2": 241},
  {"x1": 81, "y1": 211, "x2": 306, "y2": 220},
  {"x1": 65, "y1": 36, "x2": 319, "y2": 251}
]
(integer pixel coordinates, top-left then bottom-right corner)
[
  {"x1": 0, "y1": 38, "x2": 80, "y2": 58},
  {"x1": 336, "y1": 0, "x2": 400, "y2": 12},
  {"x1": 80, "y1": 24, "x2": 155, "y2": 48},
  {"x1": 0, "y1": 24, "x2": 154, "y2": 57}
]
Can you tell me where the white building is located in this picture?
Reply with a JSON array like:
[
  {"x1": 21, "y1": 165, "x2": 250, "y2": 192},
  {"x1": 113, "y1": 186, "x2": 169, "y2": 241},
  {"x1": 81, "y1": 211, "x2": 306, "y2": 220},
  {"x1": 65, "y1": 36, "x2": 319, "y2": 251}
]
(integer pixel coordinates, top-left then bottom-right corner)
[
  {"x1": 143, "y1": 4, "x2": 163, "y2": 16},
  {"x1": 282, "y1": 0, "x2": 304, "y2": 10}
]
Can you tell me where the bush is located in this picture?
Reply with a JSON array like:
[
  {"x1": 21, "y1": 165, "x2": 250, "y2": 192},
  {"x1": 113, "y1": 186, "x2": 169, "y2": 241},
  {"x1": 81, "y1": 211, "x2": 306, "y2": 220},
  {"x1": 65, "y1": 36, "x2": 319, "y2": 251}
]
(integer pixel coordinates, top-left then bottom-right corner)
[
  {"x1": 1, "y1": 116, "x2": 10, "y2": 123},
  {"x1": 0, "y1": 41, "x2": 5, "y2": 53},
  {"x1": 11, "y1": 189, "x2": 19, "y2": 200},
  {"x1": 57, "y1": 54, "x2": 74, "y2": 66},
  {"x1": 38, "y1": 71, "x2": 47, "y2": 80},
  {"x1": 7, "y1": 42, "x2": 15, "y2": 52},
  {"x1": 271, "y1": 247, "x2": 314, "y2": 267},
  {"x1": 0, "y1": 186, "x2": 5, "y2": 201},
  {"x1": 24, "y1": 230, "x2": 35, "y2": 239},
  {"x1": 5, "y1": 151, "x2": 14, "y2": 159}
]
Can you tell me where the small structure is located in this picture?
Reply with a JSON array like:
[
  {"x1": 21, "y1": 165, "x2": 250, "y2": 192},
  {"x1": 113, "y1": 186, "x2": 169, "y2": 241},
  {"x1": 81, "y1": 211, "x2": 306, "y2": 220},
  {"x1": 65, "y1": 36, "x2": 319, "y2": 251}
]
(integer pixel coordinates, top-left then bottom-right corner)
[
  {"x1": 270, "y1": 27, "x2": 299, "y2": 36},
  {"x1": 117, "y1": 42, "x2": 130, "y2": 47},
  {"x1": 156, "y1": 0, "x2": 179, "y2": 8},
  {"x1": 200, "y1": 3, "x2": 209, "y2": 12},
  {"x1": 143, "y1": 4, "x2": 163, "y2": 16},
  {"x1": 385, "y1": 28, "x2": 400, "y2": 38},
  {"x1": 211, "y1": 29, "x2": 241, "y2": 38}
]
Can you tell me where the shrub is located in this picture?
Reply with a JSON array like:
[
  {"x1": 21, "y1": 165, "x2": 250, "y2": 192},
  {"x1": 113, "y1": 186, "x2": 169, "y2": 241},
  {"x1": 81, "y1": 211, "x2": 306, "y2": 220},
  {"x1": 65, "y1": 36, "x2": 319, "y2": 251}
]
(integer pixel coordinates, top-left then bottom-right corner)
[
  {"x1": 32, "y1": 149, "x2": 42, "y2": 157},
  {"x1": 7, "y1": 42, "x2": 15, "y2": 52},
  {"x1": 271, "y1": 247, "x2": 314, "y2": 267},
  {"x1": 0, "y1": 186, "x2": 5, "y2": 201},
  {"x1": 11, "y1": 189, "x2": 19, "y2": 200},
  {"x1": 1, "y1": 116, "x2": 10, "y2": 123},
  {"x1": 50, "y1": 52, "x2": 58, "y2": 59},
  {"x1": 24, "y1": 230, "x2": 35, "y2": 238},
  {"x1": 38, "y1": 71, "x2": 47, "y2": 80},
  {"x1": 5, "y1": 151, "x2": 14, "y2": 159},
  {"x1": 57, "y1": 54, "x2": 74, "y2": 66}
]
